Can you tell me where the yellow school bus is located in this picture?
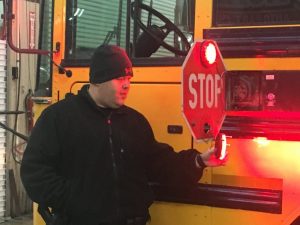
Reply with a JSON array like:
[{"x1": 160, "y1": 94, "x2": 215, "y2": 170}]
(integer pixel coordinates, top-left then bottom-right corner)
[{"x1": 22, "y1": 0, "x2": 300, "y2": 224}]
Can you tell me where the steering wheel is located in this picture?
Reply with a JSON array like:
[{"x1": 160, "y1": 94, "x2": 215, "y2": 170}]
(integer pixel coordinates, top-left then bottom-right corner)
[{"x1": 132, "y1": 3, "x2": 191, "y2": 56}]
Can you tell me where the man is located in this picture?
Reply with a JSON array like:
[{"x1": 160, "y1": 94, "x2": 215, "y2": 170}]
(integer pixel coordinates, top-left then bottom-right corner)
[{"x1": 21, "y1": 45, "x2": 227, "y2": 225}]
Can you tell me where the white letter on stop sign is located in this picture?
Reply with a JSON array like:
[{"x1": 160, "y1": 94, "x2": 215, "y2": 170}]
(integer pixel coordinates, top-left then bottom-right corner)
[
  {"x1": 188, "y1": 73, "x2": 198, "y2": 109},
  {"x1": 188, "y1": 73, "x2": 222, "y2": 109},
  {"x1": 214, "y1": 74, "x2": 221, "y2": 108}
]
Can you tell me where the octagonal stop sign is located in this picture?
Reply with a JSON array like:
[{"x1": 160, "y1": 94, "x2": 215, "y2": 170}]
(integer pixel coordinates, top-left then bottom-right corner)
[{"x1": 182, "y1": 40, "x2": 226, "y2": 141}]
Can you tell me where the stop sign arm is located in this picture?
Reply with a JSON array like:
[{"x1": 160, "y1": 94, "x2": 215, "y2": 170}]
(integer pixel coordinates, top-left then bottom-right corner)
[{"x1": 182, "y1": 40, "x2": 226, "y2": 141}]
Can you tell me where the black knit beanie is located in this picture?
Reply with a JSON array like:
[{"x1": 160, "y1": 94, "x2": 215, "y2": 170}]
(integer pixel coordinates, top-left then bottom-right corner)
[{"x1": 89, "y1": 45, "x2": 133, "y2": 84}]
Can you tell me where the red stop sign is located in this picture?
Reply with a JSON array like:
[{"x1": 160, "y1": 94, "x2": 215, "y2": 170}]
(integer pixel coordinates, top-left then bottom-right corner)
[{"x1": 182, "y1": 40, "x2": 226, "y2": 140}]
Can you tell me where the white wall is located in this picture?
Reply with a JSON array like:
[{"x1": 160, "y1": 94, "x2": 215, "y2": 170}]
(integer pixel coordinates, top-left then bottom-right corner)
[{"x1": 6, "y1": 0, "x2": 40, "y2": 218}]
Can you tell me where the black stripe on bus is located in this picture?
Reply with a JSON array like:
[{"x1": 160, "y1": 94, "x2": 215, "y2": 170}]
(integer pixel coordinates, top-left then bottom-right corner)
[{"x1": 150, "y1": 183, "x2": 282, "y2": 214}]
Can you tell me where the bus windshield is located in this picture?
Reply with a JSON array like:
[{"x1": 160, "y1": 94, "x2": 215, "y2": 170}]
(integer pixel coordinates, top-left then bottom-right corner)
[{"x1": 64, "y1": 0, "x2": 194, "y2": 64}]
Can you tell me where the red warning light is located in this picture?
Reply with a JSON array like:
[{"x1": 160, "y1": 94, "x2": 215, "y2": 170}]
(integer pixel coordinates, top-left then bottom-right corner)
[
  {"x1": 200, "y1": 40, "x2": 217, "y2": 67},
  {"x1": 215, "y1": 133, "x2": 227, "y2": 160}
]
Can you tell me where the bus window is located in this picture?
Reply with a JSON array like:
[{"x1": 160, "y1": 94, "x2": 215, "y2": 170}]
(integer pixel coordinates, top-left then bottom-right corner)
[
  {"x1": 130, "y1": 0, "x2": 194, "y2": 60},
  {"x1": 213, "y1": 0, "x2": 300, "y2": 27},
  {"x1": 65, "y1": 0, "x2": 128, "y2": 63},
  {"x1": 64, "y1": 0, "x2": 195, "y2": 66},
  {"x1": 35, "y1": 0, "x2": 53, "y2": 97}
]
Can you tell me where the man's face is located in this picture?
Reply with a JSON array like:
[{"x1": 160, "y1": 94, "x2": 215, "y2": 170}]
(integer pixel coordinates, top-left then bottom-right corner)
[{"x1": 90, "y1": 75, "x2": 132, "y2": 108}]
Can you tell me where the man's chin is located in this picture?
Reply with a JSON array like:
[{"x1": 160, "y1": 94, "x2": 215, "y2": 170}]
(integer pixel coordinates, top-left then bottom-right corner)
[{"x1": 112, "y1": 102, "x2": 124, "y2": 108}]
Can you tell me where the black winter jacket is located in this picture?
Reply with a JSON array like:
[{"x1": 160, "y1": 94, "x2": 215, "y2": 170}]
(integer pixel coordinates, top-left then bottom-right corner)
[{"x1": 20, "y1": 85, "x2": 205, "y2": 225}]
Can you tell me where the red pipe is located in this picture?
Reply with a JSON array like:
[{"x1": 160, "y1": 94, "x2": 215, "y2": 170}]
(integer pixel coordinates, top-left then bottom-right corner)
[{"x1": 6, "y1": 0, "x2": 52, "y2": 55}]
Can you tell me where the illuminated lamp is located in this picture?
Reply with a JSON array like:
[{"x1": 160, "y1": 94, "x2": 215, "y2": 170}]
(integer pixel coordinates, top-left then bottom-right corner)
[
  {"x1": 215, "y1": 133, "x2": 227, "y2": 160},
  {"x1": 200, "y1": 40, "x2": 217, "y2": 67},
  {"x1": 253, "y1": 137, "x2": 270, "y2": 146}
]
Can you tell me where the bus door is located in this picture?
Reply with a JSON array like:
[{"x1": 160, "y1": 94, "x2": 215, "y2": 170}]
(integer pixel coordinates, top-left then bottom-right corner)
[
  {"x1": 34, "y1": 0, "x2": 211, "y2": 224},
  {"x1": 33, "y1": 1, "x2": 300, "y2": 225}
]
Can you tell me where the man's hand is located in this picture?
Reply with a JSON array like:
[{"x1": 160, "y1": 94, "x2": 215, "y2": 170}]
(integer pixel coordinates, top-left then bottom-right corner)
[{"x1": 200, "y1": 147, "x2": 228, "y2": 167}]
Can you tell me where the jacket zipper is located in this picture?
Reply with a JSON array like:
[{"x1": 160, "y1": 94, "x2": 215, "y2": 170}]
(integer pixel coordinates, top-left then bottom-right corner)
[{"x1": 107, "y1": 114, "x2": 121, "y2": 219}]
